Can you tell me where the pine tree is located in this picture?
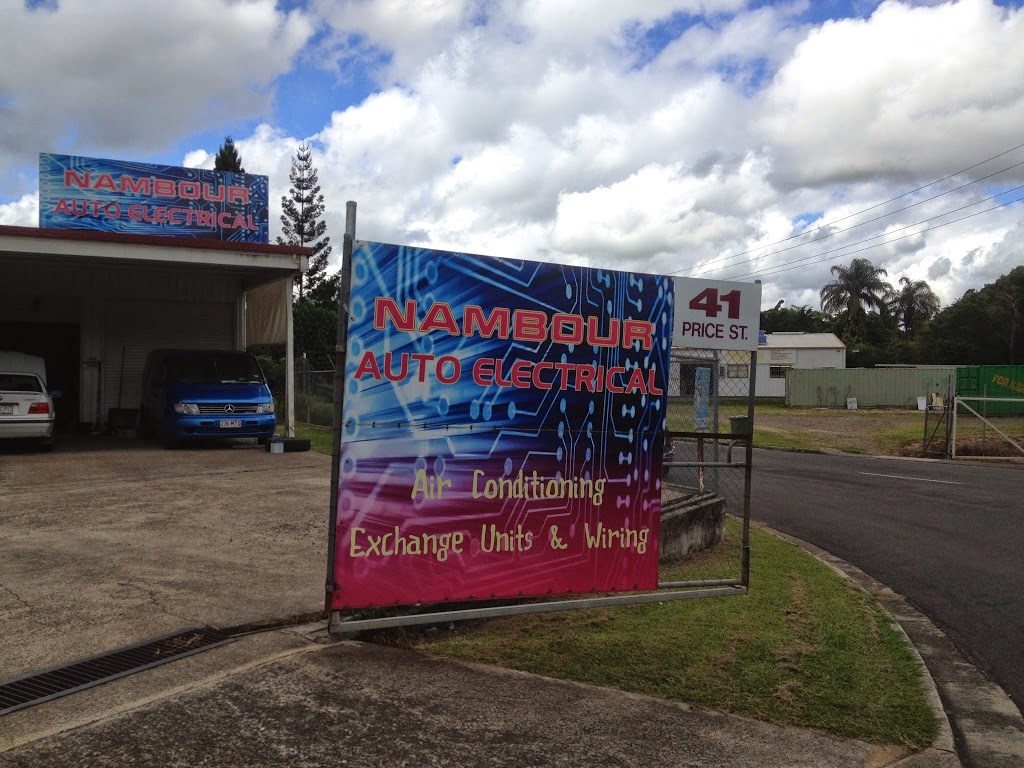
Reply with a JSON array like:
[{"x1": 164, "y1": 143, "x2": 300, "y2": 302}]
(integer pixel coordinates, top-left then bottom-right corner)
[
  {"x1": 213, "y1": 136, "x2": 245, "y2": 173},
  {"x1": 277, "y1": 143, "x2": 332, "y2": 301}
]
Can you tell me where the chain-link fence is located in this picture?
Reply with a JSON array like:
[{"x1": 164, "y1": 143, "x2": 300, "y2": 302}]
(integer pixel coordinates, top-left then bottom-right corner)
[
  {"x1": 952, "y1": 396, "x2": 1024, "y2": 459},
  {"x1": 294, "y1": 365, "x2": 336, "y2": 428},
  {"x1": 662, "y1": 348, "x2": 754, "y2": 586}
]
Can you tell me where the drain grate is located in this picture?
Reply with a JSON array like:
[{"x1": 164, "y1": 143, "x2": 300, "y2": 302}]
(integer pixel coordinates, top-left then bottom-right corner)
[{"x1": 0, "y1": 627, "x2": 236, "y2": 716}]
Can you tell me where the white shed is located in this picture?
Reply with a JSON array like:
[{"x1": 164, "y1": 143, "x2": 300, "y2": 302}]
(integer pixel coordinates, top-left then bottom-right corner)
[
  {"x1": 670, "y1": 332, "x2": 846, "y2": 399},
  {"x1": 753, "y1": 332, "x2": 846, "y2": 397}
]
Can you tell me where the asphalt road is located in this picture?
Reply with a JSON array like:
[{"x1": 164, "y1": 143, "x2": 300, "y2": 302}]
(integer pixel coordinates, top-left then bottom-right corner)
[{"x1": 748, "y1": 449, "x2": 1024, "y2": 709}]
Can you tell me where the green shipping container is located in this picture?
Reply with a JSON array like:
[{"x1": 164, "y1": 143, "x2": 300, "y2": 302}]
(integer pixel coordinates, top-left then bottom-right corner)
[{"x1": 956, "y1": 365, "x2": 1024, "y2": 416}]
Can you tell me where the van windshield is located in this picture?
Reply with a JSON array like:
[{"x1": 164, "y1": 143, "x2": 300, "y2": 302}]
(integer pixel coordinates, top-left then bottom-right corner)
[{"x1": 168, "y1": 354, "x2": 265, "y2": 385}]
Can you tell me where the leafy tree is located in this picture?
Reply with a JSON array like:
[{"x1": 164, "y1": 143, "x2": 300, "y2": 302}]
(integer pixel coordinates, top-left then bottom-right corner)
[
  {"x1": 278, "y1": 143, "x2": 332, "y2": 301},
  {"x1": 759, "y1": 304, "x2": 831, "y2": 334},
  {"x1": 918, "y1": 266, "x2": 1024, "y2": 365},
  {"x1": 213, "y1": 136, "x2": 245, "y2": 173},
  {"x1": 820, "y1": 258, "x2": 893, "y2": 338},
  {"x1": 293, "y1": 300, "x2": 338, "y2": 369},
  {"x1": 891, "y1": 277, "x2": 940, "y2": 340}
]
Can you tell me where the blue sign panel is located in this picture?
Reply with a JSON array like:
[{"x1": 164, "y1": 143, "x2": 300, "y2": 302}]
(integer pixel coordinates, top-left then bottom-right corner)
[
  {"x1": 694, "y1": 366, "x2": 711, "y2": 431},
  {"x1": 333, "y1": 241, "x2": 673, "y2": 608},
  {"x1": 38, "y1": 153, "x2": 269, "y2": 243}
]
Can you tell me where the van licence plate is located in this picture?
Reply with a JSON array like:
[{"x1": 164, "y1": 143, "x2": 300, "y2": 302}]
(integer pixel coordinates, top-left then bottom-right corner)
[
  {"x1": 0, "y1": 404, "x2": 13, "y2": 415},
  {"x1": 219, "y1": 419, "x2": 242, "y2": 429}
]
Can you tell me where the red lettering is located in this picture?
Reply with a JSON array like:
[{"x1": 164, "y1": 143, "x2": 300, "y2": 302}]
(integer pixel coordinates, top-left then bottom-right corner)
[
  {"x1": 606, "y1": 366, "x2": 625, "y2": 393},
  {"x1": 553, "y1": 362, "x2": 574, "y2": 390},
  {"x1": 647, "y1": 368, "x2": 663, "y2": 395},
  {"x1": 624, "y1": 367, "x2": 648, "y2": 393},
  {"x1": 623, "y1": 320, "x2": 654, "y2": 350},
  {"x1": 179, "y1": 181, "x2": 200, "y2": 199},
  {"x1": 493, "y1": 360, "x2": 514, "y2": 387},
  {"x1": 119, "y1": 176, "x2": 150, "y2": 195},
  {"x1": 464, "y1": 305, "x2": 510, "y2": 339},
  {"x1": 472, "y1": 358, "x2": 494, "y2": 386},
  {"x1": 354, "y1": 351, "x2": 382, "y2": 380},
  {"x1": 410, "y1": 353, "x2": 433, "y2": 382},
  {"x1": 382, "y1": 352, "x2": 408, "y2": 382},
  {"x1": 54, "y1": 198, "x2": 72, "y2": 215},
  {"x1": 203, "y1": 183, "x2": 225, "y2": 202},
  {"x1": 577, "y1": 365, "x2": 598, "y2": 392},
  {"x1": 510, "y1": 360, "x2": 533, "y2": 388},
  {"x1": 436, "y1": 356, "x2": 461, "y2": 384},
  {"x1": 374, "y1": 298, "x2": 416, "y2": 332},
  {"x1": 552, "y1": 314, "x2": 583, "y2": 345},
  {"x1": 586, "y1": 316, "x2": 619, "y2": 347},
  {"x1": 128, "y1": 204, "x2": 144, "y2": 221},
  {"x1": 419, "y1": 302, "x2": 459, "y2": 335},
  {"x1": 532, "y1": 362, "x2": 553, "y2": 390},
  {"x1": 63, "y1": 171, "x2": 89, "y2": 189},
  {"x1": 514, "y1": 310, "x2": 547, "y2": 342},
  {"x1": 92, "y1": 173, "x2": 116, "y2": 192},
  {"x1": 154, "y1": 179, "x2": 176, "y2": 197}
]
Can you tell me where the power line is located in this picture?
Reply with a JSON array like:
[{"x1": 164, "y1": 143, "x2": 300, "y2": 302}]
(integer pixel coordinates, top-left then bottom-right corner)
[
  {"x1": 670, "y1": 140, "x2": 1024, "y2": 277},
  {"x1": 718, "y1": 183, "x2": 1024, "y2": 280},
  {"x1": 724, "y1": 194, "x2": 1024, "y2": 282},
  {"x1": 697, "y1": 160, "x2": 1024, "y2": 278}
]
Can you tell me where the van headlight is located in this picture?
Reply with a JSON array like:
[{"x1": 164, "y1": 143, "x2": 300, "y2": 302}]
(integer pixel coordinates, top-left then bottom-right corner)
[
  {"x1": 256, "y1": 402, "x2": 275, "y2": 414},
  {"x1": 173, "y1": 402, "x2": 200, "y2": 415}
]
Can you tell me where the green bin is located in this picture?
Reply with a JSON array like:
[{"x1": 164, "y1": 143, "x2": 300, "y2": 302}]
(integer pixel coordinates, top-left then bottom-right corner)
[{"x1": 728, "y1": 415, "x2": 751, "y2": 435}]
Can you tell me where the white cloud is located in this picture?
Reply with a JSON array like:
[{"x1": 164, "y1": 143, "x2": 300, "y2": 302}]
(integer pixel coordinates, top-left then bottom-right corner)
[
  {"x1": 0, "y1": 193, "x2": 38, "y2": 226},
  {"x1": 4, "y1": 0, "x2": 1023, "y2": 314},
  {"x1": 756, "y1": 0, "x2": 1024, "y2": 187},
  {"x1": 0, "y1": 0, "x2": 313, "y2": 175}
]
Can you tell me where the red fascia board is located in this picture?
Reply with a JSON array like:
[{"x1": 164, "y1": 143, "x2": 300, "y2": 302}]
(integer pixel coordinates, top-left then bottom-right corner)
[{"x1": 0, "y1": 224, "x2": 313, "y2": 258}]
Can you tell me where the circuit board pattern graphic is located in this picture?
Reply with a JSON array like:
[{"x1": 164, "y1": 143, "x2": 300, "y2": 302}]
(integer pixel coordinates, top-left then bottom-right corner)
[
  {"x1": 38, "y1": 153, "x2": 269, "y2": 243},
  {"x1": 333, "y1": 242, "x2": 673, "y2": 609}
]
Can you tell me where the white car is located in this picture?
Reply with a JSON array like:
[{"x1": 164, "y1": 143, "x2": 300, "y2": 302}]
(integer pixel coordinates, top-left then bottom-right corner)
[{"x1": 0, "y1": 351, "x2": 56, "y2": 450}]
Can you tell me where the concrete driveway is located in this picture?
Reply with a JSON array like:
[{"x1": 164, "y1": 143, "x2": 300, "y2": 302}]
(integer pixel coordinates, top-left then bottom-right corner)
[{"x1": 0, "y1": 438, "x2": 331, "y2": 680}]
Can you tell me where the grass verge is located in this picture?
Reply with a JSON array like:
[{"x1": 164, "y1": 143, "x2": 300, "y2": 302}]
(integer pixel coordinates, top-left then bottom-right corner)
[
  {"x1": 375, "y1": 519, "x2": 937, "y2": 749},
  {"x1": 301, "y1": 415, "x2": 937, "y2": 745},
  {"x1": 293, "y1": 422, "x2": 333, "y2": 454}
]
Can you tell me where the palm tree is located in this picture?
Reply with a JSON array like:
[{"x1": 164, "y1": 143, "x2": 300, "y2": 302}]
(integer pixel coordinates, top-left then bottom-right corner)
[
  {"x1": 892, "y1": 276, "x2": 941, "y2": 340},
  {"x1": 819, "y1": 258, "x2": 893, "y2": 336}
]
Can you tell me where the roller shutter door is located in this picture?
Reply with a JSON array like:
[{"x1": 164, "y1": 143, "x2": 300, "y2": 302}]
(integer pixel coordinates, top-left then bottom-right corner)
[{"x1": 102, "y1": 299, "x2": 234, "y2": 416}]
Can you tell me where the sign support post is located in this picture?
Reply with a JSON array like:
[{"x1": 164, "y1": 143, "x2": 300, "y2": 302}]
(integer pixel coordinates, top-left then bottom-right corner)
[{"x1": 325, "y1": 201, "x2": 356, "y2": 616}]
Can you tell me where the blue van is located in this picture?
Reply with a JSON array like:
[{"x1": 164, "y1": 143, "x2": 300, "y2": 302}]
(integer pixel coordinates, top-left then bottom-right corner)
[{"x1": 138, "y1": 349, "x2": 276, "y2": 445}]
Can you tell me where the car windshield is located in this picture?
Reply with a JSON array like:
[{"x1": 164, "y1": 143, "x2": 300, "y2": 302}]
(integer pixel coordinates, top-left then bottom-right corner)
[
  {"x1": 168, "y1": 354, "x2": 265, "y2": 385},
  {"x1": 0, "y1": 374, "x2": 43, "y2": 393}
]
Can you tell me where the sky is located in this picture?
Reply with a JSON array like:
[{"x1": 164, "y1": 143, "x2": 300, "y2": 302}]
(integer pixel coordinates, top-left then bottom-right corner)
[{"x1": 1, "y1": 0, "x2": 1022, "y2": 312}]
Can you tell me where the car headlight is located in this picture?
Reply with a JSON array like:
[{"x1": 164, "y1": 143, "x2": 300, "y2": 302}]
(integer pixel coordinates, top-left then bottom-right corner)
[
  {"x1": 256, "y1": 402, "x2": 275, "y2": 414},
  {"x1": 173, "y1": 402, "x2": 200, "y2": 415}
]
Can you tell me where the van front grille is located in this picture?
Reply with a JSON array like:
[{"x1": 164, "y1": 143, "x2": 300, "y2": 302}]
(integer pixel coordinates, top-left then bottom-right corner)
[{"x1": 197, "y1": 403, "x2": 259, "y2": 415}]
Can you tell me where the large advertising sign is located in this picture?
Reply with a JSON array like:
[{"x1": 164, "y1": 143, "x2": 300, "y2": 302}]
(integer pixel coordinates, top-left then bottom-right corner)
[
  {"x1": 331, "y1": 242, "x2": 673, "y2": 609},
  {"x1": 38, "y1": 153, "x2": 269, "y2": 243},
  {"x1": 673, "y1": 278, "x2": 762, "y2": 351}
]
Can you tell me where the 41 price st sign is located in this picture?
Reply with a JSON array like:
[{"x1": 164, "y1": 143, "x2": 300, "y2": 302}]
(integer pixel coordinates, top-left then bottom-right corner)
[{"x1": 673, "y1": 278, "x2": 762, "y2": 352}]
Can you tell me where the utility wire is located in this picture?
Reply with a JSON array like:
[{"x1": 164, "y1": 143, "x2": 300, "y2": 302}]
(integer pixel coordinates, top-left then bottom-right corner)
[
  {"x1": 696, "y1": 160, "x2": 1024, "y2": 277},
  {"x1": 717, "y1": 183, "x2": 1024, "y2": 280},
  {"x1": 670, "y1": 140, "x2": 1024, "y2": 277},
  {"x1": 723, "y1": 194, "x2": 1024, "y2": 282}
]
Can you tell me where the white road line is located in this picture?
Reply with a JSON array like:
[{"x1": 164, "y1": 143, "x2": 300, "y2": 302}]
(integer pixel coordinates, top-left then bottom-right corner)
[{"x1": 859, "y1": 472, "x2": 962, "y2": 485}]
